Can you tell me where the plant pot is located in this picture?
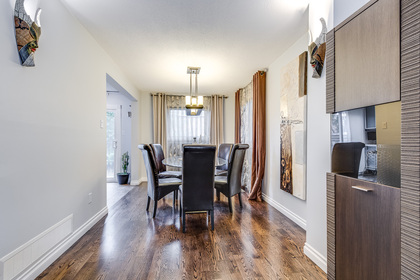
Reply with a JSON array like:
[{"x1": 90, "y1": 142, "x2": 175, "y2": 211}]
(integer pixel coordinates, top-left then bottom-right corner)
[{"x1": 117, "y1": 173, "x2": 130, "y2": 185}]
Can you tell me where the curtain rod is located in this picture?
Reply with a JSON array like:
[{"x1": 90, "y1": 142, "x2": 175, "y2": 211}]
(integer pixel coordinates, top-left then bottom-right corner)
[{"x1": 150, "y1": 93, "x2": 228, "y2": 98}]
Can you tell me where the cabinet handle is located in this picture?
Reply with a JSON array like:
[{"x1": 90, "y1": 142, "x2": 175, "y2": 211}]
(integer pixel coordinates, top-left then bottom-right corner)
[{"x1": 352, "y1": 186, "x2": 373, "y2": 192}]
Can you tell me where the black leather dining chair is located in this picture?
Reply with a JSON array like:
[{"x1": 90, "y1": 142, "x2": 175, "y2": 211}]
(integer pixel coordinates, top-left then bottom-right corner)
[
  {"x1": 214, "y1": 144, "x2": 249, "y2": 213},
  {"x1": 215, "y1": 143, "x2": 233, "y2": 176},
  {"x1": 150, "y1": 144, "x2": 182, "y2": 179},
  {"x1": 138, "y1": 144, "x2": 182, "y2": 218},
  {"x1": 179, "y1": 145, "x2": 216, "y2": 233},
  {"x1": 331, "y1": 142, "x2": 365, "y2": 178}
]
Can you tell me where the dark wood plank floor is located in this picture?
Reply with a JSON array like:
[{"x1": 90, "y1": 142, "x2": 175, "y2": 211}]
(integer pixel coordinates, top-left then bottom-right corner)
[{"x1": 37, "y1": 183, "x2": 326, "y2": 280}]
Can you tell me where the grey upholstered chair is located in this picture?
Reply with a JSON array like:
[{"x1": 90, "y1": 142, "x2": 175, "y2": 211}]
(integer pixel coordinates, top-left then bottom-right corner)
[
  {"x1": 179, "y1": 145, "x2": 216, "y2": 233},
  {"x1": 215, "y1": 143, "x2": 234, "y2": 176},
  {"x1": 138, "y1": 144, "x2": 181, "y2": 218},
  {"x1": 150, "y1": 143, "x2": 182, "y2": 179},
  {"x1": 331, "y1": 142, "x2": 365, "y2": 178},
  {"x1": 214, "y1": 144, "x2": 249, "y2": 213}
]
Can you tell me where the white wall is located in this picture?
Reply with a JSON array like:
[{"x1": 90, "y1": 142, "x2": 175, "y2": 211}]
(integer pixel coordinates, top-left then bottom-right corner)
[
  {"x1": 264, "y1": 34, "x2": 309, "y2": 229},
  {"x1": 0, "y1": 0, "x2": 142, "y2": 268},
  {"x1": 264, "y1": 0, "x2": 336, "y2": 272},
  {"x1": 302, "y1": 0, "x2": 334, "y2": 272},
  {"x1": 264, "y1": 0, "x2": 373, "y2": 273}
]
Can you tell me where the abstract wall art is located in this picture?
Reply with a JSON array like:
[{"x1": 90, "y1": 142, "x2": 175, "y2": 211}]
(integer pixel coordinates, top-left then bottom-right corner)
[
  {"x1": 280, "y1": 52, "x2": 307, "y2": 200},
  {"x1": 14, "y1": 0, "x2": 42, "y2": 67}
]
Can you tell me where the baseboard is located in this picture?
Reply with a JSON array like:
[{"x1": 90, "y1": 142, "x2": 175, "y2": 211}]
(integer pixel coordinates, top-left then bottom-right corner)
[
  {"x1": 11, "y1": 207, "x2": 108, "y2": 280},
  {"x1": 304, "y1": 242, "x2": 327, "y2": 273},
  {"x1": 140, "y1": 177, "x2": 147, "y2": 183},
  {"x1": 130, "y1": 177, "x2": 147, "y2": 185},
  {"x1": 130, "y1": 179, "x2": 141, "y2": 185},
  {"x1": 261, "y1": 193, "x2": 306, "y2": 230},
  {"x1": 0, "y1": 215, "x2": 73, "y2": 280}
]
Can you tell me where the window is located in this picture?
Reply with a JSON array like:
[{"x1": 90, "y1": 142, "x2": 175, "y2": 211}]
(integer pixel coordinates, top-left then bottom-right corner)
[{"x1": 166, "y1": 97, "x2": 211, "y2": 157}]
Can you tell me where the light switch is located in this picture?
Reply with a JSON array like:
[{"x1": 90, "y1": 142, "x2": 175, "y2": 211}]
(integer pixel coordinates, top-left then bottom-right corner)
[
  {"x1": 382, "y1": 121, "x2": 387, "y2": 129},
  {"x1": 100, "y1": 120, "x2": 104, "y2": 128}
]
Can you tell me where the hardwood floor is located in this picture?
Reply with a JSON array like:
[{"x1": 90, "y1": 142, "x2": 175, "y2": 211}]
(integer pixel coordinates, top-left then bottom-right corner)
[
  {"x1": 37, "y1": 183, "x2": 326, "y2": 280},
  {"x1": 107, "y1": 182, "x2": 134, "y2": 208}
]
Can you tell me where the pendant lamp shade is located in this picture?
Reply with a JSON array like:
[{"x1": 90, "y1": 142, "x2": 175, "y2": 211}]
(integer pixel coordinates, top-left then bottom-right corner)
[{"x1": 186, "y1": 67, "x2": 203, "y2": 115}]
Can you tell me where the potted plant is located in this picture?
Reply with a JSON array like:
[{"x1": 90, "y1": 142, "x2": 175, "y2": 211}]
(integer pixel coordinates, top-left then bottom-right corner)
[{"x1": 117, "y1": 152, "x2": 130, "y2": 184}]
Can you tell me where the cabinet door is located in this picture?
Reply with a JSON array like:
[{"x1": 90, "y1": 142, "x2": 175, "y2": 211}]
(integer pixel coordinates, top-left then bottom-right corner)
[
  {"x1": 335, "y1": 175, "x2": 400, "y2": 280},
  {"x1": 335, "y1": 0, "x2": 400, "y2": 111}
]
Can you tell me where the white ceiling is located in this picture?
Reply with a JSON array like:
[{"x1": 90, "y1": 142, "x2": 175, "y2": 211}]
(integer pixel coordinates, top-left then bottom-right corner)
[{"x1": 61, "y1": 0, "x2": 309, "y2": 95}]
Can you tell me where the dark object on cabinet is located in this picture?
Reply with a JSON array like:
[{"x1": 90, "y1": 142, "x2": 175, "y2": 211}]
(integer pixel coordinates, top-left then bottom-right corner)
[
  {"x1": 331, "y1": 142, "x2": 365, "y2": 178},
  {"x1": 214, "y1": 144, "x2": 249, "y2": 213},
  {"x1": 335, "y1": 175, "x2": 401, "y2": 280},
  {"x1": 179, "y1": 145, "x2": 216, "y2": 233},
  {"x1": 138, "y1": 144, "x2": 181, "y2": 218}
]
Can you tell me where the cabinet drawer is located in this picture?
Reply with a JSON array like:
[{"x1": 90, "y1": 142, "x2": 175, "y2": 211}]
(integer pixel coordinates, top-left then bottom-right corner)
[{"x1": 335, "y1": 175, "x2": 400, "y2": 280}]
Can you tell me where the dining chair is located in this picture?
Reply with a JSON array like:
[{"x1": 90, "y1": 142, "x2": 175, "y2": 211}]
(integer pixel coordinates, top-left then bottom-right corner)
[
  {"x1": 150, "y1": 143, "x2": 182, "y2": 179},
  {"x1": 179, "y1": 145, "x2": 216, "y2": 233},
  {"x1": 138, "y1": 144, "x2": 182, "y2": 218},
  {"x1": 215, "y1": 143, "x2": 234, "y2": 176},
  {"x1": 214, "y1": 143, "x2": 249, "y2": 213},
  {"x1": 331, "y1": 142, "x2": 365, "y2": 178}
]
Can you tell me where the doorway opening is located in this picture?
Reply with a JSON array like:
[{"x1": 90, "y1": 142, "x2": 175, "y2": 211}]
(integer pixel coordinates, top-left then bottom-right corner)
[{"x1": 106, "y1": 75, "x2": 136, "y2": 208}]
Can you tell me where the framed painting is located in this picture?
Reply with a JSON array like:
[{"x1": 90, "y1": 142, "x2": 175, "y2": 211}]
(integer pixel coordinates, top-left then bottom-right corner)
[{"x1": 280, "y1": 51, "x2": 307, "y2": 200}]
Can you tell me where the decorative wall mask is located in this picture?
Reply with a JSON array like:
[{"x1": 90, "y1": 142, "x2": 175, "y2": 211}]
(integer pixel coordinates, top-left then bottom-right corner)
[
  {"x1": 14, "y1": 0, "x2": 42, "y2": 67},
  {"x1": 309, "y1": 18, "x2": 327, "y2": 78}
]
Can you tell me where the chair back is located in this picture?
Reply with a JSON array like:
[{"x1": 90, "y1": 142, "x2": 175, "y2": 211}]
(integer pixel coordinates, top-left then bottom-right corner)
[
  {"x1": 150, "y1": 144, "x2": 166, "y2": 172},
  {"x1": 216, "y1": 143, "x2": 233, "y2": 171},
  {"x1": 138, "y1": 144, "x2": 158, "y2": 199},
  {"x1": 227, "y1": 144, "x2": 249, "y2": 196},
  {"x1": 182, "y1": 145, "x2": 216, "y2": 211},
  {"x1": 331, "y1": 142, "x2": 365, "y2": 178}
]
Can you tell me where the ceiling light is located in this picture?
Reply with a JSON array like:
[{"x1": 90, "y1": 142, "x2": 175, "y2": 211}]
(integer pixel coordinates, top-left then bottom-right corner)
[{"x1": 185, "y1": 66, "x2": 203, "y2": 116}]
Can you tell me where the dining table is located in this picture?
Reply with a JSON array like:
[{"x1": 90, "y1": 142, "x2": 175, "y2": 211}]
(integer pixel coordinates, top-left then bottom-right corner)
[{"x1": 162, "y1": 156, "x2": 227, "y2": 168}]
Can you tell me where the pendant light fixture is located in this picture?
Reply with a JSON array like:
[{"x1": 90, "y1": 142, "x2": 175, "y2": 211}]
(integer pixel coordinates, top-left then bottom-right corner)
[{"x1": 185, "y1": 66, "x2": 203, "y2": 116}]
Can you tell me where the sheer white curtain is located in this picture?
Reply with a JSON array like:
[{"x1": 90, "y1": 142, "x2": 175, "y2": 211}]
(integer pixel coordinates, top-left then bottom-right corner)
[
  {"x1": 240, "y1": 81, "x2": 253, "y2": 191},
  {"x1": 166, "y1": 95, "x2": 212, "y2": 157}
]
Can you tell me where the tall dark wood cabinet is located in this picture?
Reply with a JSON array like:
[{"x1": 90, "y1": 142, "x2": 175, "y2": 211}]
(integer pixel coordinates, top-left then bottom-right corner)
[{"x1": 326, "y1": 0, "x2": 420, "y2": 279}]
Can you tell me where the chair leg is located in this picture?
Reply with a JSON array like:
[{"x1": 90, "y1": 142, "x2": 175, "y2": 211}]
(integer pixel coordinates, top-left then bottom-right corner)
[
  {"x1": 153, "y1": 200, "x2": 158, "y2": 218},
  {"x1": 228, "y1": 197, "x2": 232, "y2": 213},
  {"x1": 173, "y1": 191, "x2": 176, "y2": 210},
  {"x1": 182, "y1": 211, "x2": 186, "y2": 233},
  {"x1": 179, "y1": 194, "x2": 182, "y2": 217},
  {"x1": 211, "y1": 210, "x2": 214, "y2": 231},
  {"x1": 146, "y1": 196, "x2": 151, "y2": 211},
  {"x1": 216, "y1": 190, "x2": 220, "y2": 201},
  {"x1": 238, "y1": 192, "x2": 243, "y2": 208}
]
